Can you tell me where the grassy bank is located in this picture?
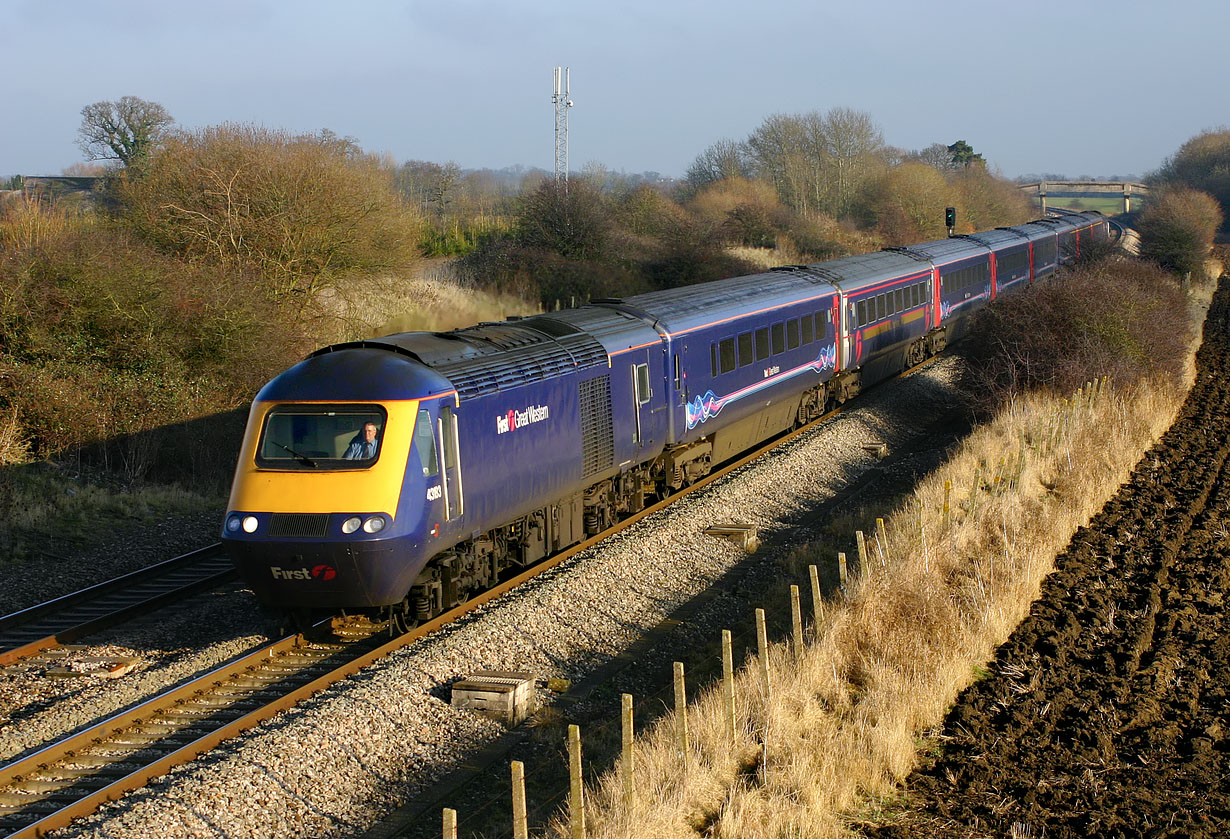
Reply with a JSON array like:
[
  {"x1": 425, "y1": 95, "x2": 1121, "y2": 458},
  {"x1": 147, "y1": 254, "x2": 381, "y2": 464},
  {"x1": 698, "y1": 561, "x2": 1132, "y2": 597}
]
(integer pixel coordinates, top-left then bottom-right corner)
[{"x1": 563, "y1": 284, "x2": 1209, "y2": 839}]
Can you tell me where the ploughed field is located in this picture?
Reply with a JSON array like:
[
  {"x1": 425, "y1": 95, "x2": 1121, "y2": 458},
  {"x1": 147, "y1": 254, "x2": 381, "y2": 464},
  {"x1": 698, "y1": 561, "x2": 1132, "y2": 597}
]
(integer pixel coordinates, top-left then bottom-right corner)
[{"x1": 868, "y1": 282, "x2": 1230, "y2": 837}]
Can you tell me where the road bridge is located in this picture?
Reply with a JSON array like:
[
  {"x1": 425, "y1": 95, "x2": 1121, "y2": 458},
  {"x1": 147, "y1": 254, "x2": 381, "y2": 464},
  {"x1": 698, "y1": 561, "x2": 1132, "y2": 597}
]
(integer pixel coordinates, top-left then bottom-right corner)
[{"x1": 1017, "y1": 180, "x2": 1149, "y2": 214}]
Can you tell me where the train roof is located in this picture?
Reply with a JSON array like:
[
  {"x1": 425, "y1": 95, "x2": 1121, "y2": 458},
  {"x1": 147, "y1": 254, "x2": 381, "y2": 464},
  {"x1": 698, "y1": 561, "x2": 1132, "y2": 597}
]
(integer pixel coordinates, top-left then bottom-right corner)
[
  {"x1": 997, "y1": 221, "x2": 1055, "y2": 242},
  {"x1": 608, "y1": 269, "x2": 838, "y2": 336},
  {"x1": 257, "y1": 346, "x2": 456, "y2": 403},
  {"x1": 313, "y1": 316, "x2": 614, "y2": 402},
  {"x1": 796, "y1": 249, "x2": 931, "y2": 295},
  {"x1": 897, "y1": 236, "x2": 990, "y2": 266},
  {"x1": 959, "y1": 228, "x2": 1031, "y2": 249}
]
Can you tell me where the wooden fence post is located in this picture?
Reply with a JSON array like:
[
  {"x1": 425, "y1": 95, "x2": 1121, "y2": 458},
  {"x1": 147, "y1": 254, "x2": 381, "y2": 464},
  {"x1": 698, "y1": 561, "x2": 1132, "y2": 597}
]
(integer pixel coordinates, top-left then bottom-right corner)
[
  {"x1": 755, "y1": 607, "x2": 771, "y2": 781},
  {"x1": 511, "y1": 761, "x2": 528, "y2": 839},
  {"x1": 808, "y1": 565, "x2": 822, "y2": 627},
  {"x1": 569, "y1": 724, "x2": 586, "y2": 839},
  {"x1": 621, "y1": 693, "x2": 634, "y2": 808},
  {"x1": 855, "y1": 530, "x2": 869, "y2": 577},
  {"x1": 790, "y1": 585, "x2": 803, "y2": 658},
  {"x1": 875, "y1": 517, "x2": 888, "y2": 565},
  {"x1": 722, "y1": 629, "x2": 736, "y2": 742},
  {"x1": 837, "y1": 551, "x2": 847, "y2": 588},
  {"x1": 673, "y1": 661, "x2": 689, "y2": 758},
  {"x1": 442, "y1": 808, "x2": 457, "y2": 839}
]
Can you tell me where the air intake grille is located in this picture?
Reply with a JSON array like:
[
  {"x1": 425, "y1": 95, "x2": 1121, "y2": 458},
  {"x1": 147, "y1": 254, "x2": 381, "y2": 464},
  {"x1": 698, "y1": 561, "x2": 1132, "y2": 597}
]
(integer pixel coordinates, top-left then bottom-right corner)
[
  {"x1": 268, "y1": 513, "x2": 331, "y2": 538},
  {"x1": 579, "y1": 375, "x2": 614, "y2": 478}
]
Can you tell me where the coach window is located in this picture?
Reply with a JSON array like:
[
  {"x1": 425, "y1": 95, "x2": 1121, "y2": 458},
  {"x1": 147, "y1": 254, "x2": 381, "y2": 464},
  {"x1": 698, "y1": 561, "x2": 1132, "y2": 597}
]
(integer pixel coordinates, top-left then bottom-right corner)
[
  {"x1": 801, "y1": 314, "x2": 814, "y2": 345},
  {"x1": 771, "y1": 322, "x2": 785, "y2": 355},
  {"x1": 710, "y1": 344, "x2": 718, "y2": 377},
  {"x1": 875, "y1": 294, "x2": 885, "y2": 321},
  {"x1": 755, "y1": 327, "x2": 770, "y2": 361},
  {"x1": 738, "y1": 332, "x2": 754, "y2": 367},
  {"x1": 895, "y1": 289, "x2": 904, "y2": 312},
  {"x1": 719, "y1": 338, "x2": 737, "y2": 374},
  {"x1": 856, "y1": 300, "x2": 867, "y2": 328},
  {"x1": 786, "y1": 319, "x2": 800, "y2": 350}
]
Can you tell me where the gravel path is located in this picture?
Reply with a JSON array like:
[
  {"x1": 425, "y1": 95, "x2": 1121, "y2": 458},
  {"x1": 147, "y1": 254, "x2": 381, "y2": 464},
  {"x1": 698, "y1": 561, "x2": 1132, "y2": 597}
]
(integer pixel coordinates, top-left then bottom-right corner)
[{"x1": 44, "y1": 359, "x2": 966, "y2": 839}]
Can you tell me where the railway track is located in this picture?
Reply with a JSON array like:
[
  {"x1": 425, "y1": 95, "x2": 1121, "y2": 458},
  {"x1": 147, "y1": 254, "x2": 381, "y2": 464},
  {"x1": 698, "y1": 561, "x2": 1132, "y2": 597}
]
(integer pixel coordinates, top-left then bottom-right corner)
[
  {"x1": 0, "y1": 545, "x2": 237, "y2": 668},
  {"x1": 0, "y1": 358, "x2": 941, "y2": 838}
]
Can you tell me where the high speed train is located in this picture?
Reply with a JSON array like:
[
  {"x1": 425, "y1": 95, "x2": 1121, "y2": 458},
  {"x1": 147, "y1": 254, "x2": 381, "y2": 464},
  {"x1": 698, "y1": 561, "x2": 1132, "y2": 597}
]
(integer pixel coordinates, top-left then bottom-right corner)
[{"x1": 222, "y1": 211, "x2": 1108, "y2": 628}]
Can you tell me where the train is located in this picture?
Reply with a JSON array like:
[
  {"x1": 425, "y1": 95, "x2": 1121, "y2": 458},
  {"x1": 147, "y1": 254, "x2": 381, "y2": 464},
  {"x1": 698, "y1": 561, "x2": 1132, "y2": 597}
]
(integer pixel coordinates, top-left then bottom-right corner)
[{"x1": 221, "y1": 210, "x2": 1109, "y2": 628}]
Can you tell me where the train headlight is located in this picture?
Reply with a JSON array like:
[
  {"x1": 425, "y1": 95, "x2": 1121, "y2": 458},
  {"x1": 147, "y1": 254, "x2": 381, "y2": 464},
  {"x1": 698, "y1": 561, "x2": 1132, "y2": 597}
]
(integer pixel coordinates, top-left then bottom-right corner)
[
  {"x1": 362, "y1": 515, "x2": 387, "y2": 534},
  {"x1": 226, "y1": 515, "x2": 241, "y2": 533},
  {"x1": 342, "y1": 516, "x2": 362, "y2": 534},
  {"x1": 242, "y1": 516, "x2": 259, "y2": 534}
]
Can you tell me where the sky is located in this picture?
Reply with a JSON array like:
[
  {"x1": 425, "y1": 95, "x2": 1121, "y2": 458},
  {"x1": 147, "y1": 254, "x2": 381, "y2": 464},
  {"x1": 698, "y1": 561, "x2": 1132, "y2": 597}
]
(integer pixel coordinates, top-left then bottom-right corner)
[{"x1": 3, "y1": 0, "x2": 1226, "y2": 181}]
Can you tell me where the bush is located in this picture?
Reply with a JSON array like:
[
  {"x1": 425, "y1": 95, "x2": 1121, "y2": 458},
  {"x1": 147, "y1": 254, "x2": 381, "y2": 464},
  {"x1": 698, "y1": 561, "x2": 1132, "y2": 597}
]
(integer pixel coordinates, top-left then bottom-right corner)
[
  {"x1": 1151, "y1": 129, "x2": 1230, "y2": 232},
  {"x1": 116, "y1": 124, "x2": 421, "y2": 301},
  {"x1": 514, "y1": 179, "x2": 610, "y2": 261},
  {"x1": 956, "y1": 259, "x2": 1193, "y2": 412},
  {"x1": 0, "y1": 199, "x2": 303, "y2": 463},
  {"x1": 1136, "y1": 186, "x2": 1222, "y2": 277}
]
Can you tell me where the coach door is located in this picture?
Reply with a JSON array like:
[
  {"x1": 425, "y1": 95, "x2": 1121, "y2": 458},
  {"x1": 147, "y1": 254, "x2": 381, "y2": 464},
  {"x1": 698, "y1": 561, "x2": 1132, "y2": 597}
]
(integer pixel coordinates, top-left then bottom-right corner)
[
  {"x1": 437, "y1": 405, "x2": 464, "y2": 522},
  {"x1": 671, "y1": 339, "x2": 686, "y2": 441}
]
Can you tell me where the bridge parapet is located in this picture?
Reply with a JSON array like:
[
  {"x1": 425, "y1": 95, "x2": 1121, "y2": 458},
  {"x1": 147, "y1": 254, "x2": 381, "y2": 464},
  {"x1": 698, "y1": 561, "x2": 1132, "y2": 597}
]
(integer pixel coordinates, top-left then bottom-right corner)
[{"x1": 1018, "y1": 181, "x2": 1149, "y2": 213}]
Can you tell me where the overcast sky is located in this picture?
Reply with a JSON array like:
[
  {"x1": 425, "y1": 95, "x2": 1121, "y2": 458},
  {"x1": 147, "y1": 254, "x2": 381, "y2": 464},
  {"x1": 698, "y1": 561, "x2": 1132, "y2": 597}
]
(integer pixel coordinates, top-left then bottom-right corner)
[{"x1": 3, "y1": 0, "x2": 1225, "y2": 180}]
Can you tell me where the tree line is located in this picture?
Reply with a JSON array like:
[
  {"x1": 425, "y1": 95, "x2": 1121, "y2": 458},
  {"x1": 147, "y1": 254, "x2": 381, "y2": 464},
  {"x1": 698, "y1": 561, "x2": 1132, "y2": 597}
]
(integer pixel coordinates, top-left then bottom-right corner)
[{"x1": 0, "y1": 97, "x2": 1223, "y2": 481}]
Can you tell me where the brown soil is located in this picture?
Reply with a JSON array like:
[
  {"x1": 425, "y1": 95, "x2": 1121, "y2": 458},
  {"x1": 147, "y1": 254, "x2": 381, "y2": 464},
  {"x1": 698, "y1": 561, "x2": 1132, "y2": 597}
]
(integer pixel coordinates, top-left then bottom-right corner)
[{"x1": 862, "y1": 279, "x2": 1230, "y2": 838}]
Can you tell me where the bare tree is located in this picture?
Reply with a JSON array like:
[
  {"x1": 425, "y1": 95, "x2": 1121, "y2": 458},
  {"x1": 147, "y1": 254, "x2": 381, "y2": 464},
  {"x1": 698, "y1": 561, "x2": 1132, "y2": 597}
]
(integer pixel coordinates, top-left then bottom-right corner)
[
  {"x1": 394, "y1": 160, "x2": 462, "y2": 215},
  {"x1": 817, "y1": 107, "x2": 885, "y2": 217},
  {"x1": 744, "y1": 108, "x2": 886, "y2": 218},
  {"x1": 906, "y1": 143, "x2": 958, "y2": 172},
  {"x1": 685, "y1": 139, "x2": 750, "y2": 191},
  {"x1": 76, "y1": 96, "x2": 174, "y2": 167}
]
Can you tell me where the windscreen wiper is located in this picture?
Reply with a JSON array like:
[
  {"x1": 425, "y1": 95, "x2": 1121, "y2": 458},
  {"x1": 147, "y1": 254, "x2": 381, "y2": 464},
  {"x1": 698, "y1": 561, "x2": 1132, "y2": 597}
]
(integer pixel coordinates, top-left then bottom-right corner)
[{"x1": 274, "y1": 442, "x2": 317, "y2": 467}]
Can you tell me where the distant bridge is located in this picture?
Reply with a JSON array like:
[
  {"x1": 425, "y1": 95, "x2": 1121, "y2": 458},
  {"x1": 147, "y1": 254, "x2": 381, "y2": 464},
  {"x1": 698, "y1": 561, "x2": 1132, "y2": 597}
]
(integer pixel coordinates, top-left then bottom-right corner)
[{"x1": 1017, "y1": 181, "x2": 1149, "y2": 214}]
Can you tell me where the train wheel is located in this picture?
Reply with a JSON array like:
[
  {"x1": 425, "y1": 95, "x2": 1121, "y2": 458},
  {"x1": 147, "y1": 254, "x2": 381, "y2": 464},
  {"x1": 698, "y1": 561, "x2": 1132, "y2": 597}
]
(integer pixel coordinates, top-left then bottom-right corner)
[{"x1": 390, "y1": 601, "x2": 418, "y2": 635}]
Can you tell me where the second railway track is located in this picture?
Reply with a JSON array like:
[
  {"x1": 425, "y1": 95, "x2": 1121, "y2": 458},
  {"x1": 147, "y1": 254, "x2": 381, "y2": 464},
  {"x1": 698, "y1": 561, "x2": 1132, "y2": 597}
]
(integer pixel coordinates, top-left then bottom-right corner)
[{"x1": 0, "y1": 545, "x2": 236, "y2": 667}]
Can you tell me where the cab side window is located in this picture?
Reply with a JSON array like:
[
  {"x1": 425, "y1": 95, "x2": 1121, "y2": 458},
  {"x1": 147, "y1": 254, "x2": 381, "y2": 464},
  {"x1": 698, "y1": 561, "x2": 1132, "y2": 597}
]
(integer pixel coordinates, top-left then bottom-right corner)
[{"x1": 415, "y1": 409, "x2": 439, "y2": 477}]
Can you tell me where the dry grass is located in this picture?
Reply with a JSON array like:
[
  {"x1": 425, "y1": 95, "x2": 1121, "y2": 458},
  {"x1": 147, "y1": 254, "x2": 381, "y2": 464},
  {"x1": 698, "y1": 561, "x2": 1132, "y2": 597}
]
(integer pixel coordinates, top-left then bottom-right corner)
[
  {"x1": 0, "y1": 408, "x2": 29, "y2": 467},
  {"x1": 563, "y1": 287, "x2": 1209, "y2": 839},
  {"x1": 0, "y1": 195, "x2": 84, "y2": 250},
  {"x1": 309, "y1": 259, "x2": 542, "y2": 342}
]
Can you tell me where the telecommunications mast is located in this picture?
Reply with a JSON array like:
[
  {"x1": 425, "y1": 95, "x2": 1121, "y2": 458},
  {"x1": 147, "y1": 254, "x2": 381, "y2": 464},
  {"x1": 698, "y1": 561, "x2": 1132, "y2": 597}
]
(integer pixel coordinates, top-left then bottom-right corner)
[{"x1": 553, "y1": 66, "x2": 573, "y2": 182}]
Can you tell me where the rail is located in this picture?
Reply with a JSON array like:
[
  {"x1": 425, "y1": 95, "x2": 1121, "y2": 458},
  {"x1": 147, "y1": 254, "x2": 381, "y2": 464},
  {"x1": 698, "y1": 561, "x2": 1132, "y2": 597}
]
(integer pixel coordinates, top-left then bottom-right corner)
[{"x1": 0, "y1": 545, "x2": 236, "y2": 666}]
